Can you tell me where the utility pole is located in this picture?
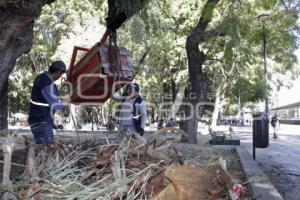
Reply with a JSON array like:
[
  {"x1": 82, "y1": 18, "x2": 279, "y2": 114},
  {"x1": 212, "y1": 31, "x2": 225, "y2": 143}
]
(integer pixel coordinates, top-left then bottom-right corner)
[
  {"x1": 256, "y1": 13, "x2": 270, "y2": 115},
  {"x1": 263, "y1": 25, "x2": 269, "y2": 115},
  {"x1": 252, "y1": 13, "x2": 270, "y2": 160}
]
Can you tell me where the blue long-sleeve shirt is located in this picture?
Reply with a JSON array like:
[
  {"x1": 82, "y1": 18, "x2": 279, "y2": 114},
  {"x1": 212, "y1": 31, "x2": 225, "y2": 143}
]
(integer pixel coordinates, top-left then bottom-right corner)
[
  {"x1": 28, "y1": 72, "x2": 64, "y2": 125},
  {"x1": 41, "y1": 83, "x2": 64, "y2": 111}
]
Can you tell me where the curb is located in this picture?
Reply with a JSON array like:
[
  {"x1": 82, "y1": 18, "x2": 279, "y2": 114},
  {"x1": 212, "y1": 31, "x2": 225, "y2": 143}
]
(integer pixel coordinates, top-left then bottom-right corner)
[{"x1": 236, "y1": 146, "x2": 284, "y2": 200}]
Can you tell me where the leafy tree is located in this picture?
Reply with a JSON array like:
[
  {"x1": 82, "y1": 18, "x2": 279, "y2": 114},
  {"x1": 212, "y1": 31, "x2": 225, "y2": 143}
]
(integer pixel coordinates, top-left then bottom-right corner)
[
  {"x1": 200, "y1": 0, "x2": 300, "y2": 126},
  {"x1": 8, "y1": 72, "x2": 36, "y2": 115}
]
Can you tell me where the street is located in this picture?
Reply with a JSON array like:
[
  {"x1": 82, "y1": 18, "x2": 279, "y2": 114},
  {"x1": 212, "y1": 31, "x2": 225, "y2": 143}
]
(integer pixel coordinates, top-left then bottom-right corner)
[{"x1": 234, "y1": 124, "x2": 300, "y2": 200}]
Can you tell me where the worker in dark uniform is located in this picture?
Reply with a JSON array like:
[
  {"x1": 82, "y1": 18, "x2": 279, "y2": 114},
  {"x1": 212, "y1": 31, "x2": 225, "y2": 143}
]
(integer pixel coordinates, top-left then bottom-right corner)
[
  {"x1": 28, "y1": 60, "x2": 66, "y2": 144},
  {"x1": 112, "y1": 83, "x2": 147, "y2": 142}
]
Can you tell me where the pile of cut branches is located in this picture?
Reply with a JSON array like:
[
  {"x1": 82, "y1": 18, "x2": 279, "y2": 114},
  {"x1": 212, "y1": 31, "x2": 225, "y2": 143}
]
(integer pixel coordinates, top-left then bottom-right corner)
[
  {"x1": 1, "y1": 131, "x2": 243, "y2": 200},
  {"x1": 14, "y1": 133, "x2": 184, "y2": 199}
]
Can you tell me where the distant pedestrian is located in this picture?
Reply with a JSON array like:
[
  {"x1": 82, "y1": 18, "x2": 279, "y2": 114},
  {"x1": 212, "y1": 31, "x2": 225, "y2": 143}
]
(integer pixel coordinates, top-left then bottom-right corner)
[{"x1": 271, "y1": 114, "x2": 279, "y2": 139}]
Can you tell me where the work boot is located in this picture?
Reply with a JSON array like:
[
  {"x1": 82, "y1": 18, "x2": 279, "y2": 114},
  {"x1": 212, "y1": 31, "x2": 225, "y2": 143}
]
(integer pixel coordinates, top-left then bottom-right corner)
[{"x1": 273, "y1": 134, "x2": 278, "y2": 139}]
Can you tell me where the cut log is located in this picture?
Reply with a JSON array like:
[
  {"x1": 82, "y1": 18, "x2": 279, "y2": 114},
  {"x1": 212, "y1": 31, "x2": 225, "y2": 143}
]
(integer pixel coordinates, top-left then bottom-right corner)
[
  {"x1": 154, "y1": 165, "x2": 232, "y2": 200},
  {"x1": 146, "y1": 167, "x2": 165, "y2": 196}
]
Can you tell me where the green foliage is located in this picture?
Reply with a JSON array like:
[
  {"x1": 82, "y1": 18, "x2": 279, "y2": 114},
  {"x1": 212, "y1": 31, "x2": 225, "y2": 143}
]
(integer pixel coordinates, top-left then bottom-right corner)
[
  {"x1": 8, "y1": 72, "x2": 36, "y2": 114},
  {"x1": 204, "y1": 0, "x2": 299, "y2": 110},
  {"x1": 116, "y1": 0, "x2": 205, "y2": 107},
  {"x1": 228, "y1": 75, "x2": 267, "y2": 106},
  {"x1": 223, "y1": 103, "x2": 239, "y2": 116},
  {"x1": 9, "y1": 0, "x2": 299, "y2": 120},
  {"x1": 257, "y1": 0, "x2": 280, "y2": 10},
  {"x1": 16, "y1": 0, "x2": 106, "y2": 73}
]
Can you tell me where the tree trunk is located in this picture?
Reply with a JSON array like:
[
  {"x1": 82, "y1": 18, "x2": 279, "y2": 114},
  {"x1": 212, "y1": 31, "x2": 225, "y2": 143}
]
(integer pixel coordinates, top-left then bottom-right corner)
[
  {"x1": 211, "y1": 97, "x2": 220, "y2": 127},
  {"x1": 171, "y1": 79, "x2": 176, "y2": 102},
  {"x1": 181, "y1": 0, "x2": 220, "y2": 143},
  {"x1": 102, "y1": 105, "x2": 109, "y2": 125},
  {"x1": 70, "y1": 104, "x2": 82, "y2": 128},
  {"x1": 211, "y1": 88, "x2": 225, "y2": 127},
  {"x1": 0, "y1": 0, "x2": 55, "y2": 130},
  {"x1": 150, "y1": 106, "x2": 155, "y2": 123},
  {"x1": 0, "y1": 78, "x2": 8, "y2": 130},
  {"x1": 168, "y1": 85, "x2": 185, "y2": 119},
  {"x1": 179, "y1": 96, "x2": 199, "y2": 143}
]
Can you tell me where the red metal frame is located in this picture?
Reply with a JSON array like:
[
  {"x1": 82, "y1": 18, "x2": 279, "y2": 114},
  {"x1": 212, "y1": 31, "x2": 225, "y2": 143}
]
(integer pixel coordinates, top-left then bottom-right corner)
[
  {"x1": 66, "y1": 29, "x2": 133, "y2": 104},
  {"x1": 68, "y1": 29, "x2": 111, "y2": 79},
  {"x1": 68, "y1": 46, "x2": 90, "y2": 81}
]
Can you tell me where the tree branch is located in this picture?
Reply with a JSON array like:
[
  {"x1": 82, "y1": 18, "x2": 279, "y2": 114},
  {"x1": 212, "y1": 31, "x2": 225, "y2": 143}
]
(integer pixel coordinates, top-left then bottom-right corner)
[
  {"x1": 187, "y1": 0, "x2": 220, "y2": 45},
  {"x1": 135, "y1": 44, "x2": 150, "y2": 76},
  {"x1": 186, "y1": 0, "x2": 220, "y2": 77},
  {"x1": 203, "y1": 29, "x2": 226, "y2": 41}
]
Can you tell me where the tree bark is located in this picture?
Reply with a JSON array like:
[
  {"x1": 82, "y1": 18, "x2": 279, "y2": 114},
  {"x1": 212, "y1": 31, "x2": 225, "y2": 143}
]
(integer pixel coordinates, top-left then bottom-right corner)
[
  {"x1": 168, "y1": 85, "x2": 185, "y2": 119},
  {"x1": 0, "y1": 78, "x2": 8, "y2": 130},
  {"x1": 181, "y1": 0, "x2": 220, "y2": 143},
  {"x1": 0, "y1": 0, "x2": 55, "y2": 130},
  {"x1": 171, "y1": 79, "x2": 176, "y2": 102}
]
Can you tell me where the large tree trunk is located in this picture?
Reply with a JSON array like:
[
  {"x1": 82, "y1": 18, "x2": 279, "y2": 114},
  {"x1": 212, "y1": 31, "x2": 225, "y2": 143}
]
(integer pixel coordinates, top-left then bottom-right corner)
[
  {"x1": 0, "y1": 0, "x2": 55, "y2": 130},
  {"x1": 180, "y1": 0, "x2": 220, "y2": 143},
  {"x1": 0, "y1": 78, "x2": 8, "y2": 130}
]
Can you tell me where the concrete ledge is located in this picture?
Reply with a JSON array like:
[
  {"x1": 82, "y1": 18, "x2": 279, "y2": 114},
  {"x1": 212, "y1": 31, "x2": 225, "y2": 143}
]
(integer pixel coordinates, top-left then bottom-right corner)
[{"x1": 236, "y1": 146, "x2": 284, "y2": 200}]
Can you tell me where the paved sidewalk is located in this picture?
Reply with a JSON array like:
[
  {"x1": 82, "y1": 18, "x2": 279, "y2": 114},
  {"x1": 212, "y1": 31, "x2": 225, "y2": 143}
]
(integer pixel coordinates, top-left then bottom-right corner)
[{"x1": 233, "y1": 124, "x2": 300, "y2": 200}]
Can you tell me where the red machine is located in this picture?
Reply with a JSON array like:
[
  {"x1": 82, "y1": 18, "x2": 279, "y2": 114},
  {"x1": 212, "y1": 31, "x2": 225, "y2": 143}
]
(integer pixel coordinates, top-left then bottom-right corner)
[{"x1": 66, "y1": 31, "x2": 134, "y2": 104}]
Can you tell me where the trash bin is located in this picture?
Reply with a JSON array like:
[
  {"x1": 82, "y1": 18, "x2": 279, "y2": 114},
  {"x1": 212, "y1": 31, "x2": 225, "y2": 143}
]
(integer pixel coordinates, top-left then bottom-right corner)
[{"x1": 252, "y1": 112, "x2": 269, "y2": 148}]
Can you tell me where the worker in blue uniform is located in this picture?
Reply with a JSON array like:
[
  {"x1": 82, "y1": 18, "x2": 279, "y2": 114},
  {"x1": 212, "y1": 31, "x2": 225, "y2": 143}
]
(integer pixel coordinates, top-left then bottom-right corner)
[{"x1": 28, "y1": 60, "x2": 66, "y2": 144}]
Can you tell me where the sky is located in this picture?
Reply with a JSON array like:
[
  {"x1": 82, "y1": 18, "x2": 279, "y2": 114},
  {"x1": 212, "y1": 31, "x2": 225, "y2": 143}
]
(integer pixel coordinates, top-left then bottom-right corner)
[{"x1": 276, "y1": 49, "x2": 300, "y2": 107}]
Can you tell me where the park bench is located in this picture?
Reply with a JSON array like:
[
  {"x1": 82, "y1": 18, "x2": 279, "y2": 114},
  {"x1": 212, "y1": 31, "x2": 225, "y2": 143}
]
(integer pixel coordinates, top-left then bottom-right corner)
[{"x1": 208, "y1": 127, "x2": 240, "y2": 145}]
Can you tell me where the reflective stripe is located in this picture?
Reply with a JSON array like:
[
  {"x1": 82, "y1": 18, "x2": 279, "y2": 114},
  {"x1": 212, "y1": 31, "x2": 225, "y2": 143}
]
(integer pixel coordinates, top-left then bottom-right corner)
[
  {"x1": 132, "y1": 115, "x2": 141, "y2": 119},
  {"x1": 30, "y1": 99, "x2": 49, "y2": 107}
]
